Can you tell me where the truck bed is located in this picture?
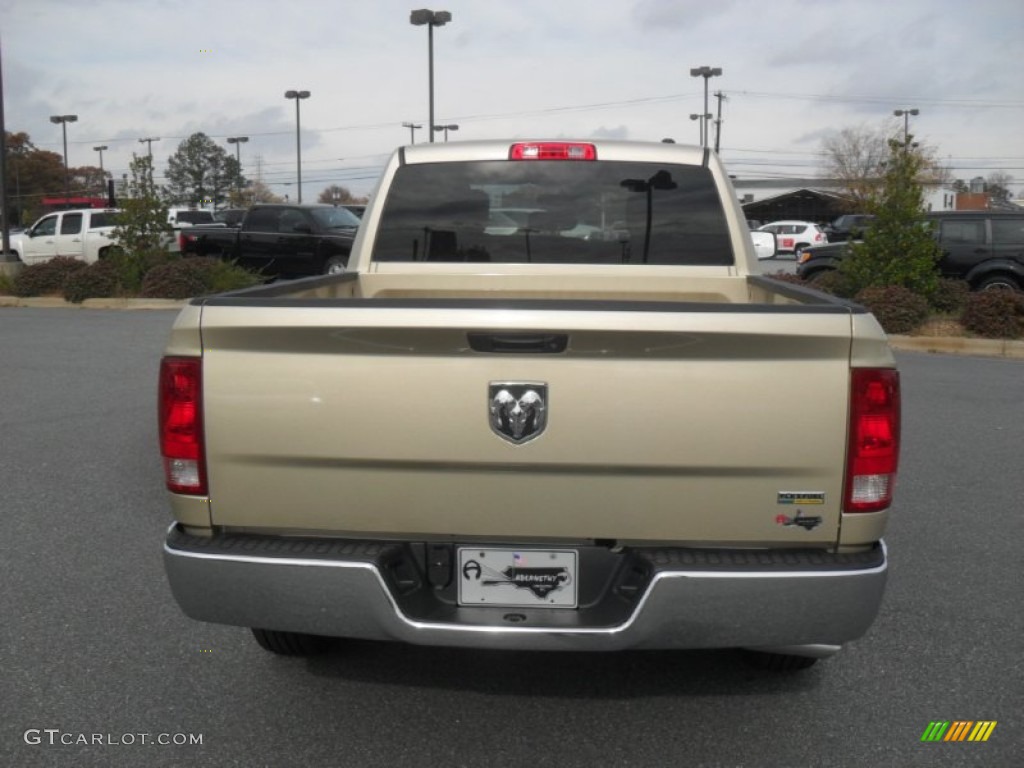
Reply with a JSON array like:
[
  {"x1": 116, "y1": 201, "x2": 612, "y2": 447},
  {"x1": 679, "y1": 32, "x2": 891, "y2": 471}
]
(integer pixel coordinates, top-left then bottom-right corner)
[{"x1": 180, "y1": 272, "x2": 883, "y2": 548}]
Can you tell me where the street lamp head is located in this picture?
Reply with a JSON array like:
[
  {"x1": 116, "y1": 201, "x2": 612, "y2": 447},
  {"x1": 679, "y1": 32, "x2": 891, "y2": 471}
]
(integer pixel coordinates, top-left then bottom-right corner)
[
  {"x1": 227, "y1": 136, "x2": 250, "y2": 145},
  {"x1": 894, "y1": 108, "x2": 920, "y2": 117},
  {"x1": 689, "y1": 66, "x2": 722, "y2": 78},
  {"x1": 410, "y1": 9, "x2": 452, "y2": 26},
  {"x1": 285, "y1": 90, "x2": 310, "y2": 99},
  {"x1": 50, "y1": 114, "x2": 78, "y2": 124},
  {"x1": 433, "y1": 124, "x2": 459, "y2": 131},
  {"x1": 93, "y1": 145, "x2": 108, "y2": 151}
]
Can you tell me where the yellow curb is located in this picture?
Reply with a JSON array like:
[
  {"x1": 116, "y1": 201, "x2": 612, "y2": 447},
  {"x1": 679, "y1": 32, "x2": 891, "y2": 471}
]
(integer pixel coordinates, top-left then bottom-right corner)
[
  {"x1": 0, "y1": 296, "x2": 186, "y2": 310},
  {"x1": 888, "y1": 335, "x2": 1024, "y2": 360}
]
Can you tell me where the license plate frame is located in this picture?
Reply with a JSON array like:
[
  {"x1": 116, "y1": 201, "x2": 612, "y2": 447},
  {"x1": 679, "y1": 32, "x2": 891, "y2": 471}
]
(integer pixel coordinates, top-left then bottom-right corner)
[{"x1": 457, "y1": 548, "x2": 578, "y2": 608}]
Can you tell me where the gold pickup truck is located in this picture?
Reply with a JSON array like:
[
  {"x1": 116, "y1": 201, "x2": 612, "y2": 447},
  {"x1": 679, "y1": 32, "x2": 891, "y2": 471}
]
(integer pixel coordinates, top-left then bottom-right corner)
[{"x1": 160, "y1": 140, "x2": 900, "y2": 671}]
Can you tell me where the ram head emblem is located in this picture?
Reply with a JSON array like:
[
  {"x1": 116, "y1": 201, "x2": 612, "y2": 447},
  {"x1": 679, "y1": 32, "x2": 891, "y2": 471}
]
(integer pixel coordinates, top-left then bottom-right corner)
[{"x1": 489, "y1": 383, "x2": 548, "y2": 444}]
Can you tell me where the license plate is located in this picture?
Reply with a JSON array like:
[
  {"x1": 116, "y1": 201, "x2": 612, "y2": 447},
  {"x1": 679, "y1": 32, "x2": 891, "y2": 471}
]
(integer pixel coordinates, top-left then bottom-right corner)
[{"x1": 458, "y1": 548, "x2": 578, "y2": 608}]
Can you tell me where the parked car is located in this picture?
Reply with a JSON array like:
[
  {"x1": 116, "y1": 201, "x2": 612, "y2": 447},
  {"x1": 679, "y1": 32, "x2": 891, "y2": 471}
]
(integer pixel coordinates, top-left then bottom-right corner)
[
  {"x1": 796, "y1": 211, "x2": 1024, "y2": 291},
  {"x1": 341, "y1": 204, "x2": 366, "y2": 219},
  {"x1": 161, "y1": 138, "x2": 898, "y2": 671},
  {"x1": 178, "y1": 203, "x2": 360, "y2": 278},
  {"x1": 7, "y1": 208, "x2": 120, "y2": 265},
  {"x1": 824, "y1": 214, "x2": 876, "y2": 243},
  {"x1": 795, "y1": 241, "x2": 852, "y2": 282},
  {"x1": 167, "y1": 208, "x2": 216, "y2": 228},
  {"x1": 757, "y1": 220, "x2": 827, "y2": 255}
]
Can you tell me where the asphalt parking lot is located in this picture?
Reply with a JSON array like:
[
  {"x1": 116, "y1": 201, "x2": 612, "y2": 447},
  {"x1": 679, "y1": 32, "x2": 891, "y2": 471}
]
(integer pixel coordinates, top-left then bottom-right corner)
[{"x1": 2, "y1": 307, "x2": 1020, "y2": 768}]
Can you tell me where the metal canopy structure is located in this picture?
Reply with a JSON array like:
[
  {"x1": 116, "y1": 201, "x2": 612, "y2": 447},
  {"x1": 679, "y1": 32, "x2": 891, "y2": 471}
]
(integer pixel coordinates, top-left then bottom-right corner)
[{"x1": 741, "y1": 188, "x2": 856, "y2": 224}]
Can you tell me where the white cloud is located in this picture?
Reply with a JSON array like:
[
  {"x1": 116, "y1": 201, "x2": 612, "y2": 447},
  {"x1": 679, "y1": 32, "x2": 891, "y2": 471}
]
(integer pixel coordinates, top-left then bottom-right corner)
[{"x1": 2, "y1": 0, "x2": 1021, "y2": 197}]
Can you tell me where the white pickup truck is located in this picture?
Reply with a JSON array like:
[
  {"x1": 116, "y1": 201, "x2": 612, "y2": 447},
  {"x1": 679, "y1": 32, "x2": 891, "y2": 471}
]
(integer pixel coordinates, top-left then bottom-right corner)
[
  {"x1": 161, "y1": 140, "x2": 900, "y2": 671},
  {"x1": 8, "y1": 208, "x2": 120, "y2": 265}
]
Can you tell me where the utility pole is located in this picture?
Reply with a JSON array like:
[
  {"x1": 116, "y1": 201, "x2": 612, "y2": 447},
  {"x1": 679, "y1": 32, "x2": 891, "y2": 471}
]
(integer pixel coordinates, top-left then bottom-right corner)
[{"x1": 713, "y1": 91, "x2": 727, "y2": 153}]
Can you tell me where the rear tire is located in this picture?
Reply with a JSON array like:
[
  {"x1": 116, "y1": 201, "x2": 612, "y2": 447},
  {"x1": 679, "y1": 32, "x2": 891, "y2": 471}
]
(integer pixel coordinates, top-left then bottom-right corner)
[
  {"x1": 251, "y1": 628, "x2": 333, "y2": 656},
  {"x1": 741, "y1": 649, "x2": 819, "y2": 672},
  {"x1": 976, "y1": 274, "x2": 1020, "y2": 291}
]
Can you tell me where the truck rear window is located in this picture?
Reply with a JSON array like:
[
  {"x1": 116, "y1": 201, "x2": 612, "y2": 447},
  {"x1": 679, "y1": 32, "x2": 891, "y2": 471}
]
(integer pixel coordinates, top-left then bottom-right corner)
[{"x1": 372, "y1": 161, "x2": 732, "y2": 266}]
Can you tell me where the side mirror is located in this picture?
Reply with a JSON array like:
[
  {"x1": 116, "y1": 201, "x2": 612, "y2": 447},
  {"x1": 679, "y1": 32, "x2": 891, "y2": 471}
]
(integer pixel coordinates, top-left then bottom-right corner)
[{"x1": 750, "y1": 230, "x2": 777, "y2": 260}]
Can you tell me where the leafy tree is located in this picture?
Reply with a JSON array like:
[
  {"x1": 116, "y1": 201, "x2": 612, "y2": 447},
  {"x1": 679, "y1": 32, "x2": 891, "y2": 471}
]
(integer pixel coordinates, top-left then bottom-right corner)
[
  {"x1": 164, "y1": 132, "x2": 245, "y2": 210},
  {"x1": 3, "y1": 131, "x2": 65, "y2": 225},
  {"x1": 68, "y1": 165, "x2": 109, "y2": 197},
  {"x1": 110, "y1": 154, "x2": 172, "y2": 290},
  {"x1": 840, "y1": 136, "x2": 941, "y2": 297},
  {"x1": 317, "y1": 185, "x2": 366, "y2": 205}
]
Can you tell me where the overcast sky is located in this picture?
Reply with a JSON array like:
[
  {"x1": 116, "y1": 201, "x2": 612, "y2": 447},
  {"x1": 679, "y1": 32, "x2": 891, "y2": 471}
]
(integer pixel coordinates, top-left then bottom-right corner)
[{"x1": 3, "y1": 0, "x2": 1022, "y2": 201}]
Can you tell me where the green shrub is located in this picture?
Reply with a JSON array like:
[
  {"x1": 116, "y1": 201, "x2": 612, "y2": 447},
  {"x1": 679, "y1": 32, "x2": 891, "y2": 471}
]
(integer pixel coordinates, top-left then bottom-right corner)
[
  {"x1": 960, "y1": 291, "x2": 1024, "y2": 339},
  {"x1": 928, "y1": 278, "x2": 970, "y2": 314},
  {"x1": 854, "y1": 285, "x2": 930, "y2": 335},
  {"x1": 809, "y1": 269, "x2": 857, "y2": 298},
  {"x1": 139, "y1": 257, "x2": 261, "y2": 299},
  {"x1": 12, "y1": 256, "x2": 88, "y2": 297},
  {"x1": 62, "y1": 259, "x2": 123, "y2": 303},
  {"x1": 189, "y1": 257, "x2": 262, "y2": 293},
  {"x1": 139, "y1": 260, "x2": 209, "y2": 299},
  {"x1": 0, "y1": 271, "x2": 15, "y2": 296},
  {"x1": 104, "y1": 247, "x2": 173, "y2": 293}
]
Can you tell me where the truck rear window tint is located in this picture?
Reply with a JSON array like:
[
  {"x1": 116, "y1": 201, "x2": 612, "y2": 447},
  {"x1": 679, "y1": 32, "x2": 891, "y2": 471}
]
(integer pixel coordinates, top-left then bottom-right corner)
[{"x1": 372, "y1": 161, "x2": 733, "y2": 266}]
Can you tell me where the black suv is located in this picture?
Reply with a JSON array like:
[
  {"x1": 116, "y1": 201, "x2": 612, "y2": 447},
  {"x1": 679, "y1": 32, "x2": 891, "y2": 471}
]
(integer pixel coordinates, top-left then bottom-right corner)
[
  {"x1": 824, "y1": 214, "x2": 876, "y2": 243},
  {"x1": 797, "y1": 211, "x2": 1024, "y2": 291}
]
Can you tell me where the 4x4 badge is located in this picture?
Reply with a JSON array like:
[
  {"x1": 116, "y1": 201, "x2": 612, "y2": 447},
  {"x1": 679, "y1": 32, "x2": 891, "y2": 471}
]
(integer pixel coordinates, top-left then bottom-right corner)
[{"x1": 489, "y1": 383, "x2": 547, "y2": 444}]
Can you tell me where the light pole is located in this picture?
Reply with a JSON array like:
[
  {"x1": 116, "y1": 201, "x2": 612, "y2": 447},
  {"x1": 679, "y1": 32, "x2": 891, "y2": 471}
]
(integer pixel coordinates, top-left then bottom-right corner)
[
  {"x1": 49, "y1": 114, "x2": 78, "y2": 205},
  {"x1": 402, "y1": 121, "x2": 423, "y2": 144},
  {"x1": 689, "y1": 113, "x2": 710, "y2": 144},
  {"x1": 893, "y1": 108, "x2": 919, "y2": 147},
  {"x1": 93, "y1": 145, "x2": 108, "y2": 193},
  {"x1": 138, "y1": 137, "x2": 160, "y2": 159},
  {"x1": 285, "y1": 90, "x2": 310, "y2": 203},
  {"x1": 226, "y1": 136, "x2": 249, "y2": 199},
  {"x1": 410, "y1": 9, "x2": 452, "y2": 143},
  {"x1": 432, "y1": 123, "x2": 459, "y2": 142},
  {"x1": 689, "y1": 66, "x2": 722, "y2": 148}
]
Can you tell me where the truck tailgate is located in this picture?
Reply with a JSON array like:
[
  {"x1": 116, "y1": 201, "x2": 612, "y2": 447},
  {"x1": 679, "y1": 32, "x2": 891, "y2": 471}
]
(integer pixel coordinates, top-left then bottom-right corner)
[{"x1": 198, "y1": 303, "x2": 854, "y2": 545}]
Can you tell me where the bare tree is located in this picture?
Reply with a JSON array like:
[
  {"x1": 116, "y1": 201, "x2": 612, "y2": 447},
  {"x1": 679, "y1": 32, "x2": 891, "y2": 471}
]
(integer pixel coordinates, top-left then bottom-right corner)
[
  {"x1": 317, "y1": 184, "x2": 367, "y2": 205},
  {"x1": 822, "y1": 122, "x2": 953, "y2": 201},
  {"x1": 820, "y1": 125, "x2": 894, "y2": 207},
  {"x1": 986, "y1": 171, "x2": 1014, "y2": 203}
]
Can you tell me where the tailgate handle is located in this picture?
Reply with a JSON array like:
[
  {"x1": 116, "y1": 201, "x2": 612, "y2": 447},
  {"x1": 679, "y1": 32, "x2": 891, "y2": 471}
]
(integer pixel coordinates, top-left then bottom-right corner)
[{"x1": 468, "y1": 333, "x2": 568, "y2": 354}]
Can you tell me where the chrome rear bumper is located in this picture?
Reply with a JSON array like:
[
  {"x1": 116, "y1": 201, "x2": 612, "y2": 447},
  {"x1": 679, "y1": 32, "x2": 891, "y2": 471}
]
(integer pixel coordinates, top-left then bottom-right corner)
[{"x1": 164, "y1": 525, "x2": 886, "y2": 656}]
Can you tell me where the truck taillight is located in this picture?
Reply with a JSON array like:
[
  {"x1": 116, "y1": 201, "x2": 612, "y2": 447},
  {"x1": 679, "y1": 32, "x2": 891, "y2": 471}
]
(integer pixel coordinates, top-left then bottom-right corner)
[
  {"x1": 159, "y1": 357, "x2": 207, "y2": 495},
  {"x1": 509, "y1": 142, "x2": 597, "y2": 160},
  {"x1": 845, "y1": 368, "x2": 900, "y2": 513}
]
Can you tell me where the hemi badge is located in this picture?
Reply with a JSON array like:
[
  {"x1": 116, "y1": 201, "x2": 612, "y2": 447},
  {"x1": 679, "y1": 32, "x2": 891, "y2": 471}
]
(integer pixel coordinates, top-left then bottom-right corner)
[{"x1": 777, "y1": 492, "x2": 825, "y2": 505}]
